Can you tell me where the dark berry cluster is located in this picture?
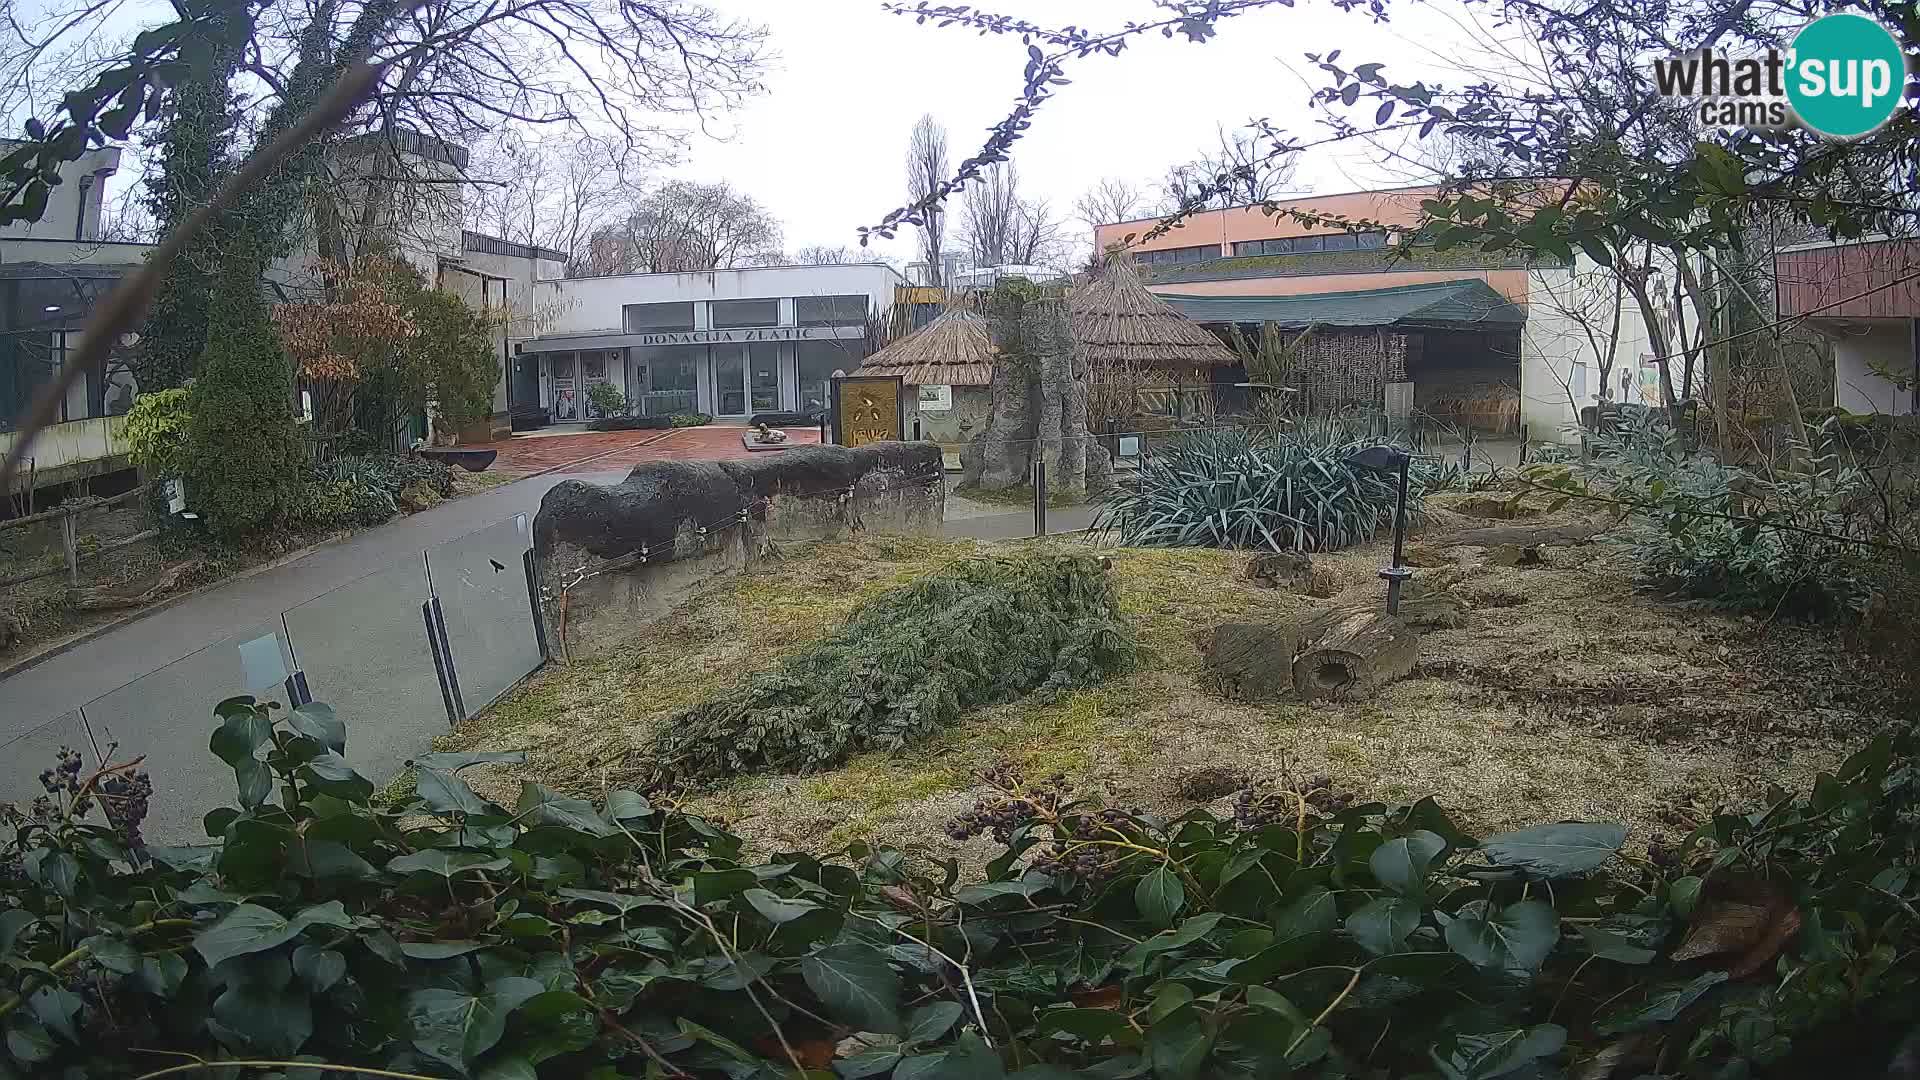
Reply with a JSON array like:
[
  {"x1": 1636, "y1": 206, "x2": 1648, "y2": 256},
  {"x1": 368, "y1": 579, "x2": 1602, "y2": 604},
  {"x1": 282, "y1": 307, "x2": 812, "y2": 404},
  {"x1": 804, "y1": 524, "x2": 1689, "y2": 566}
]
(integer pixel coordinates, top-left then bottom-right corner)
[
  {"x1": 98, "y1": 767, "x2": 156, "y2": 854},
  {"x1": 1232, "y1": 775, "x2": 1359, "y2": 829},
  {"x1": 1645, "y1": 833, "x2": 1683, "y2": 871},
  {"x1": 38, "y1": 745, "x2": 96, "y2": 819},
  {"x1": 1029, "y1": 807, "x2": 1139, "y2": 884},
  {"x1": 946, "y1": 766, "x2": 1065, "y2": 843}
]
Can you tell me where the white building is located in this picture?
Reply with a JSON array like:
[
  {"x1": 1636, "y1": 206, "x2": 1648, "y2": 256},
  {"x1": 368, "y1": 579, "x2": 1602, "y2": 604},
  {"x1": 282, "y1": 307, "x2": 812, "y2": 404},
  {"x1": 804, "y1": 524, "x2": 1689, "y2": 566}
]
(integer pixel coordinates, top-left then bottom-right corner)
[{"x1": 518, "y1": 263, "x2": 905, "y2": 423}]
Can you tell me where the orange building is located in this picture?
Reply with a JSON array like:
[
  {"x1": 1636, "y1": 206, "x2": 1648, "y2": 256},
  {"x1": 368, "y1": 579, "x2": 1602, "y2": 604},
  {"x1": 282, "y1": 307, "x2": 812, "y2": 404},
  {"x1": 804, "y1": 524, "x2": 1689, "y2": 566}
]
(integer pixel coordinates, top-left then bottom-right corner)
[{"x1": 1092, "y1": 186, "x2": 1656, "y2": 442}]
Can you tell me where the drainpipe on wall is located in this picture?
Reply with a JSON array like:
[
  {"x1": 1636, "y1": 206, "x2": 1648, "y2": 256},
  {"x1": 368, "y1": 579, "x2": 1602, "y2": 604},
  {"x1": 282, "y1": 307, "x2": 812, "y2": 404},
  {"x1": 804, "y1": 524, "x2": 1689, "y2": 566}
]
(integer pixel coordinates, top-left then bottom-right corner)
[{"x1": 74, "y1": 174, "x2": 95, "y2": 240}]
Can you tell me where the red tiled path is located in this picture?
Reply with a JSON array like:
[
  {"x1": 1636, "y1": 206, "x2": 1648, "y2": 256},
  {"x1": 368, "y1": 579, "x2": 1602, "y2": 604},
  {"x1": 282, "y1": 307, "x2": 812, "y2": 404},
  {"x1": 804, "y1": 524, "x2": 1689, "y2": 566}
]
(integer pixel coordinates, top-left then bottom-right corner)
[{"x1": 468, "y1": 426, "x2": 822, "y2": 477}]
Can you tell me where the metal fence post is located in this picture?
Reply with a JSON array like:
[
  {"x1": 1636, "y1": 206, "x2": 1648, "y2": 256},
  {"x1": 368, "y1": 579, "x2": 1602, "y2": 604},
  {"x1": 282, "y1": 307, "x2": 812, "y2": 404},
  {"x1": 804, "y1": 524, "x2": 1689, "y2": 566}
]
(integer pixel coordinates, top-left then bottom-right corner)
[
  {"x1": 523, "y1": 548, "x2": 550, "y2": 661},
  {"x1": 423, "y1": 595, "x2": 465, "y2": 724},
  {"x1": 60, "y1": 510, "x2": 78, "y2": 585},
  {"x1": 1033, "y1": 457, "x2": 1048, "y2": 538}
]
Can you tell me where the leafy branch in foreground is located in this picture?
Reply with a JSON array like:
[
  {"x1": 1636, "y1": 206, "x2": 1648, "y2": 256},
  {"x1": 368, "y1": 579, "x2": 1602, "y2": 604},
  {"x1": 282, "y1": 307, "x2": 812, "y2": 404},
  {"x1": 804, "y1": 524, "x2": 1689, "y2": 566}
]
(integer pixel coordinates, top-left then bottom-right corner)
[{"x1": 4, "y1": 691, "x2": 1918, "y2": 1077}]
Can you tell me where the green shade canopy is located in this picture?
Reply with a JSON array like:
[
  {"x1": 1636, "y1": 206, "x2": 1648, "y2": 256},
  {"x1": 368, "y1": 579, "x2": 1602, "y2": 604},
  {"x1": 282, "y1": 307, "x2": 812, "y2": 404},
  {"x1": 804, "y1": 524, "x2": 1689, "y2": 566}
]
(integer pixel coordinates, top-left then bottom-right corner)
[{"x1": 1160, "y1": 279, "x2": 1525, "y2": 330}]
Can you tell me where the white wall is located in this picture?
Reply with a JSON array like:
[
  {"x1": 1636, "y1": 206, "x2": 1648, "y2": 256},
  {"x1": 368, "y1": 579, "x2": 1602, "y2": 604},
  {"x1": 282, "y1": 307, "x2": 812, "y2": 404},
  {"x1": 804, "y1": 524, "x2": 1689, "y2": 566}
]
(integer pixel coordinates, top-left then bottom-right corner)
[
  {"x1": 0, "y1": 145, "x2": 120, "y2": 243},
  {"x1": 534, "y1": 263, "x2": 903, "y2": 335},
  {"x1": 1831, "y1": 320, "x2": 1916, "y2": 414},
  {"x1": 1519, "y1": 257, "x2": 1659, "y2": 441}
]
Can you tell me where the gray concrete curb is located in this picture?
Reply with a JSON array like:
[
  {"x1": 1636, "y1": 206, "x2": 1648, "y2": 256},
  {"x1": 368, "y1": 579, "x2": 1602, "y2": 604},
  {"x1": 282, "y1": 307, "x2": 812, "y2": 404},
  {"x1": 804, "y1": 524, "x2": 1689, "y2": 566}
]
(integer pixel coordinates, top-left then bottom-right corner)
[{"x1": 0, "y1": 429, "x2": 675, "y2": 683}]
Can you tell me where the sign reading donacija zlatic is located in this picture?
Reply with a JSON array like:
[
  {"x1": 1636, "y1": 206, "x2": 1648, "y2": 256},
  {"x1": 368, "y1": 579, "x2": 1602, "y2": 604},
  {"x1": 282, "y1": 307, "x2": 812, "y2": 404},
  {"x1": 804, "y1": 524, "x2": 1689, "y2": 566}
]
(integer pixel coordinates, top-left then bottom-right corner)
[{"x1": 631, "y1": 326, "x2": 850, "y2": 346}]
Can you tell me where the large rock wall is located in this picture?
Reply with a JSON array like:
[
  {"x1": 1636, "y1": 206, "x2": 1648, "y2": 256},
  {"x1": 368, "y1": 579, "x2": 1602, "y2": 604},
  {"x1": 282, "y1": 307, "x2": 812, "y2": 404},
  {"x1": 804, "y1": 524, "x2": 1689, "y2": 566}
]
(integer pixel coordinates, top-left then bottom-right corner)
[{"x1": 534, "y1": 441, "x2": 944, "y2": 657}]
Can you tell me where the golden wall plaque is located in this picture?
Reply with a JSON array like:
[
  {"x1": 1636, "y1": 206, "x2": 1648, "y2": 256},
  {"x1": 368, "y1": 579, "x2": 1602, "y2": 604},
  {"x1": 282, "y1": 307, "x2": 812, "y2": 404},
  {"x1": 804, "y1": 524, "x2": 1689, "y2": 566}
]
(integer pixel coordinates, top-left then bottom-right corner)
[{"x1": 832, "y1": 376, "x2": 904, "y2": 447}]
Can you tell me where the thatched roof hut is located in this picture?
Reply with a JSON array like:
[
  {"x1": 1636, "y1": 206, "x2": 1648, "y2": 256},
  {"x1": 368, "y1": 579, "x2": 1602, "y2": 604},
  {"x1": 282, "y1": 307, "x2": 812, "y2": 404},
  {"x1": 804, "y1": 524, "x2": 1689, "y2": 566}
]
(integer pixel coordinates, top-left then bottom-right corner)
[
  {"x1": 856, "y1": 301, "x2": 996, "y2": 387},
  {"x1": 1068, "y1": 250, "x2": 1239, "y2": 370}
]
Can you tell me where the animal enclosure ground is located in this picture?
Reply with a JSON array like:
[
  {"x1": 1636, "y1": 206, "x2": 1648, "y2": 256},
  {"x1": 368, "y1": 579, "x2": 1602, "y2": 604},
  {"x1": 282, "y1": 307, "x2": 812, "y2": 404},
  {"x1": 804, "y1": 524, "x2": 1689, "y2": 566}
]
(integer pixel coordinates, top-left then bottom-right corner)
[{"x1": 437, "y1": 502, "x2": 1895, "y2": 867}]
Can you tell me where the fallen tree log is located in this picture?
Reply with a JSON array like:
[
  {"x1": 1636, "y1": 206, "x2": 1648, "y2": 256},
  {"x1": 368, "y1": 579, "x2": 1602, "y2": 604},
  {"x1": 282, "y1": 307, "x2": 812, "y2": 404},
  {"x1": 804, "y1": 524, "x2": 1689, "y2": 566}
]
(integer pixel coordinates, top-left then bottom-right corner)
[
  {"x1": 1292, "y1": 607, "x2": 1420, "y2": 702},
  {"x1": 1443, "y1": 518, "x2": 1614, "y2": 549},
  {"x1": 65, "y1": 558, "x2": 202, "y2": 611},
  {"x1": 1204, "y1": 621, "x2": 1301, "y2": 701}
]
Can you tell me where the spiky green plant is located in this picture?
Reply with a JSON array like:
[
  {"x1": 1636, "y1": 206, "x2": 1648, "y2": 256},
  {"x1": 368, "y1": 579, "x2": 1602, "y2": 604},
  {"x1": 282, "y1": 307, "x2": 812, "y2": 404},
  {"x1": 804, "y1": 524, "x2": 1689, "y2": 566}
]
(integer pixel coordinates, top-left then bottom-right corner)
[{"x1": 1097, "y1": 425, "x2": 1447, "y2": 552}]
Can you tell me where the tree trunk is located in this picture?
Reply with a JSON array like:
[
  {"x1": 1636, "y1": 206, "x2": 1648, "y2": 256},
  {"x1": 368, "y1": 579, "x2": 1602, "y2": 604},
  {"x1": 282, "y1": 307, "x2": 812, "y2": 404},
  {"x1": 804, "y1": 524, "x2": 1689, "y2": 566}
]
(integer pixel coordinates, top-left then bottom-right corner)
[
  {"x1": 1291, "y1": 608, "x2": 1420, "y2": 702},
  {"x1": 961, "y1": 286, "x2": 1111, "y2": 495}
]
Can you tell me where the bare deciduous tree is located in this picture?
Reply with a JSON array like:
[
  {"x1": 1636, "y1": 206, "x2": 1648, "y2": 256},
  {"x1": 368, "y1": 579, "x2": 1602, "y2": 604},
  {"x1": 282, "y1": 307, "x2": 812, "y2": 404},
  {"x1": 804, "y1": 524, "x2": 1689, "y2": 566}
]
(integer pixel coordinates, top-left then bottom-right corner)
[
  {"x1": 905, "y1": 114, "x2": 948, "y2": 285},
  {"x1": 791, "y1": 244, "x2": 870, "y2": 265},
  {"x1": 463, "y1": 132, "x2": 646, "y2": 273},
  {"x1": 1073, "y1": 177, "x2": 1149, "y2": 232},
  {"x1": 582, "y1": 179, "x2": 782, "y2": 275},
  {"x1": 962, "y1": 162, "x2": 1066, "y2": 269},
  {"x1": 1156, "y1": 124, "x2": 1300, "y2": 210}
]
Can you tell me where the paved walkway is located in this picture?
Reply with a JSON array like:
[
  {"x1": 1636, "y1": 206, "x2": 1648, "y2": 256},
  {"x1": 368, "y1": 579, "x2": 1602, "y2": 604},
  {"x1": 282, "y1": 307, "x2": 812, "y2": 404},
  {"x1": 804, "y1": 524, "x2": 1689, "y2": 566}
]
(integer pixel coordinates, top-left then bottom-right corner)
[
  {"x1": 470, "y1": 425, "x2": 823, "y2": 476},
  {"x1": 0, "y1": 443, "x2": 1092, "y2": 841}
]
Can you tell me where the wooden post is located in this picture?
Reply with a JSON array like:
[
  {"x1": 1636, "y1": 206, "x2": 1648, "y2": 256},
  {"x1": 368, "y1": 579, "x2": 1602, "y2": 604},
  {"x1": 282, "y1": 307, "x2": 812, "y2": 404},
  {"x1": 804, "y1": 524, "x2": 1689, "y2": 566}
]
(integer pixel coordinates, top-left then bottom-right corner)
[{"x1": 60, "y1": 509, "x2": 79, "y2": 586}]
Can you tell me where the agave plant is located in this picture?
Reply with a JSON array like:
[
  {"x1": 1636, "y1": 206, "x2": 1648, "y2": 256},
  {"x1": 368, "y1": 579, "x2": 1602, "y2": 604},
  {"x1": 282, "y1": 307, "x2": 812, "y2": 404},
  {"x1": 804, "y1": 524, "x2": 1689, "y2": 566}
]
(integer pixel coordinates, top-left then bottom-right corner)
[{"x1": 1097, "y1": 424, "x2": 1445, "y2": 552}]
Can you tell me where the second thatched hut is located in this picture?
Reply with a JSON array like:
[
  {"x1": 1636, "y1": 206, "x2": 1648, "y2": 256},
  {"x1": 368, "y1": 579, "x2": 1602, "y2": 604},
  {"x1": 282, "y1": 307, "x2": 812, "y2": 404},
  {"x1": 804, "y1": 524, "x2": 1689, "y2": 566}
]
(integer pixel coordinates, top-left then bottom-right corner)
[
  {"x1": 854, "y1": 301, "x2": 996, "y2": 447},
  {"x1": 1070, "y1": 249, "x2": 1240, "y2": 428}
]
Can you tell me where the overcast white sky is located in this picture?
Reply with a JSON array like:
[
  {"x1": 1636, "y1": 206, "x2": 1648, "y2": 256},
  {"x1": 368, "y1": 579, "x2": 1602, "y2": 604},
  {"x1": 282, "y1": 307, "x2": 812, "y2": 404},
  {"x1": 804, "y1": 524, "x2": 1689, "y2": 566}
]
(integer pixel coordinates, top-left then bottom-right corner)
[{"x1": 666, "y1": 0, "x2": 1512, "y2": 263}]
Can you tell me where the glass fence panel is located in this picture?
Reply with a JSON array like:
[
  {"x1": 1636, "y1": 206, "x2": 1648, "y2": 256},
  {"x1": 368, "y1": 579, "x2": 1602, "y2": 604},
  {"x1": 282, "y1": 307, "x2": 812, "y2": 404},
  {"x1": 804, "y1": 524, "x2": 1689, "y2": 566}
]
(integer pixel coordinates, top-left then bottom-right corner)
[
  {"x1": 426, "y1": 513, "x2": 543, "y2": 718},
  {"x1": 0, "y1": 710, "x2": 100, "y2": 820},
  {"x1": 283, "y1": 557, "x2": 443, "y2": 788},
  {"x1": 82, "y1": 622, "x2": 293, "y2": 846}
]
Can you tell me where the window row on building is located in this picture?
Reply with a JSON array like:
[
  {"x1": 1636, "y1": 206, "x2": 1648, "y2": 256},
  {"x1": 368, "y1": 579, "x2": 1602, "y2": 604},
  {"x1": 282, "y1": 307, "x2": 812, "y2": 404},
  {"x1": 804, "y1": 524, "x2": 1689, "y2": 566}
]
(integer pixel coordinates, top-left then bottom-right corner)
[
  {"x1": 1134, "y1": 245, "x2": 1220, "y2": 267},
  {"x1": 539, "y1": 340, "x2": 866, "y2": 423},
  {"x1": 1232, "y1": 231, "x2": 1389, "y2": 257},
  {"x1": 623, "y1": 294, "x2": 871, "y2": 334}
]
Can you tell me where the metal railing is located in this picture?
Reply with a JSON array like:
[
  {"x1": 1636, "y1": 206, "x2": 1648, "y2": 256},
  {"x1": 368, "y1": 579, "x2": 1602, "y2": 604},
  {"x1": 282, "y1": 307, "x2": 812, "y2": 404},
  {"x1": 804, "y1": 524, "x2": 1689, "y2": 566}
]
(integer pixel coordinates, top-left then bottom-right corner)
[{"x1": 4, "y1": 512, "x2": 548, "y2": 844}]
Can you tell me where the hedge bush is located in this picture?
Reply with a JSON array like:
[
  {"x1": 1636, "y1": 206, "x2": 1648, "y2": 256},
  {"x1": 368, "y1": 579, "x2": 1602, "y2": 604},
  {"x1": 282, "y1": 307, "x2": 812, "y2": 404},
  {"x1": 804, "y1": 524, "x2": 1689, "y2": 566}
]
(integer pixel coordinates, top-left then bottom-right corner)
[
  {"x1": 650, "y1": 554, "x2": 1136, "y2": 782},
  {"x1": 2, "y1": 697, "x2": 1916, "y2": 1078},
  {"x1": 182, "y1": 277, "x2": 304, "y2": 539},
  {"x1": 287, "y1": 455, "x2": 455, "y2": 530}
]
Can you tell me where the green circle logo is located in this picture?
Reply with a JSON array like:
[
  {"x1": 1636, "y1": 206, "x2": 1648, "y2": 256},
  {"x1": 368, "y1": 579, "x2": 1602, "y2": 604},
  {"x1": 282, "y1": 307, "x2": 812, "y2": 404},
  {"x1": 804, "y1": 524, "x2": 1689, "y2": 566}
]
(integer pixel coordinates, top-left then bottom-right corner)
[{"x1": 1786, "y1": 13, "x2": 1908, "y2": 138}]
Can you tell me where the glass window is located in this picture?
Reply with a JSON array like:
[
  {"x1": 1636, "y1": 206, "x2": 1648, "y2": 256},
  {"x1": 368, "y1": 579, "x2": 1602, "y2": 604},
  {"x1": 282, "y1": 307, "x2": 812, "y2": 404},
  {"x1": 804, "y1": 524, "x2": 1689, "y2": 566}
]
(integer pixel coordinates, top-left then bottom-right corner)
[
  {"x1": 624, "y1": 302, "x2": 694, "y2": 333},
  {"x1": 634, "y1": 345, "x2": 700, "y2": 417},
  {"x1": 1356, "y1": 231, "x2": 1387, "y2": 249},
  {"x1": 711, "y1": 298, "x2": 779, "y2": 328},
  {"x1": 799, "y1": 340, "x2": 862, "y2": 416},
  {"x1": 1323, "y1": 233, "x2": 1359, "y2": 252},
  {"x1": 796, "y1": 294, "x2": 869, "y2": 327}
]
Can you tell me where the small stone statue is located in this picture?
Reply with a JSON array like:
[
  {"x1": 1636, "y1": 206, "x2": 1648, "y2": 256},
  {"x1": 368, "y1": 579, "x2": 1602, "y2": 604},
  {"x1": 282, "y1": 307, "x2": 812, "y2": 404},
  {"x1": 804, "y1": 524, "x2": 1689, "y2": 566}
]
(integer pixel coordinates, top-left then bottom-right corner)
[{"x1": 751, "y1": 423, "x2": 788, "y2": 445}]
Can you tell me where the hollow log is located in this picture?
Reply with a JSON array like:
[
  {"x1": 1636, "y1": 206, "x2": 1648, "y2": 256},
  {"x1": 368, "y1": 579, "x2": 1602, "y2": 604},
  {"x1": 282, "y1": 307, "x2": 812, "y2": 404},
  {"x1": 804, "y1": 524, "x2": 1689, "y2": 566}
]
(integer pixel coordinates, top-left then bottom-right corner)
[
  {"x1": 1291, "y1": 608, "x2": 1420, "y2": 702},
  {"x1": 1204, "y1": 621, "x2": 1301, "y2": 702}
]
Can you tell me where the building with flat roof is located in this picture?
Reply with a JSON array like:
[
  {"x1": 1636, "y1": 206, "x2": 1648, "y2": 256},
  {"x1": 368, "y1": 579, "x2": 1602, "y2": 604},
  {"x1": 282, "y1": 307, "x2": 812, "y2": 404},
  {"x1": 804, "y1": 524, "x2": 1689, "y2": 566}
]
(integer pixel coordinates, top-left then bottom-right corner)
[
  {"x1": 1775, "y1": 236, "x2": 1919, "y2": 416},
  {"x1": 1093, "y1": 186, "x2": 1661, "y2": 441},
  {"x1": 518, "y1": 262, "x2": 904, "y2": 423}
]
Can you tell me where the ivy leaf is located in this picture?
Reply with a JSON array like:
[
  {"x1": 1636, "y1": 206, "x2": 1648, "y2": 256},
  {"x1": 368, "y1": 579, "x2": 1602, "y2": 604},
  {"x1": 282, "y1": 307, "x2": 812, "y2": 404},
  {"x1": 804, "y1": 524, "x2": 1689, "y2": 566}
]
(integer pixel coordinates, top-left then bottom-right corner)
[
  {"x1": 1346, "y1": 896, "x2": 1420, "y2": 956},
  {"x1": 1146, "y1": 1002, "x2": 1212, "y2": 1080},
  {"x1": 135, "y1": 952, "x2": 188, "y2": 996},
  {"x1": 516, "y1": 782, "x2": 615, "y2": 837},
  {"x1": 408, "y1": 976, "x2": 546, "y2": 1072},
  {"x1": 211, "y1": 983, "x2": 313, "y2": 1057},
  {"x1": 300, "y1": 752, "x2": 373, "y2": 802},
  {"x1": 907, "y1": 1001, "x2": 965, "y2": 1044},
  {"x1": 293, "y1": 945, "x2": 347, "y2": 993},
  {"x1": 1576, "y1": 925, "x2": 1657, "y2": 965},
  {"x1": 28, "y1": 986, "x2": 81, "y2": 1041},
  {"x1": 5, "y1": 1018, "x2": 57, "y2": 1063},
  {"x1": 1479, "y1": 823, "x2": 1626, "y2": 878},
  {"x1": 24, "y1": 849, "x2": 80, "y2": 898},
  {"x1": 1135, "y1": 865, "x2": 1186, "y2": 928},
  {"x1": 1598, "y1": 971, "x2": 1729, "y2": 1034},
  {"x1": 742, "y1": 887, "x2": 820, "y2": 925},
  {"x1": 416, "y1": 768, "x2": 496, "y2": 816},
  {"x1": 835, "y1": 1050, "x2": 903, "y2": 1078},
  {"x1": 411, "y1": 749, "x2": 528, "y2": 772},
  {"x1": 286, "y1": 702, "x2": 344, "y2": 754},
  {"x1": 802, "y1": 942, "x2": 903, "y2": 1035},
  {"x1": 1371, "y1": 830, "x2": 1446, "y2": 898},
  {"x1": 1430, "y1": 1023, "x2": 1567, "y2": 1079},
  {"x1": 1443, "y1": 901, "x2": 1559, "y2": 974},
  {"x1": 387, "y1": 850, "x2": 511, "y2": 880},
  {"x1": 194, "y1": 903, "x2": 311, "y2": 967},
  {"x1": 81, "y1": 934, "x2": 141, "y2": 974},
  {"x1": 692, "y1": 868, "x2": 758, "y2": 905},
  {"x1": 0, "y1": 908, "x2": 37, "y2": 954}
]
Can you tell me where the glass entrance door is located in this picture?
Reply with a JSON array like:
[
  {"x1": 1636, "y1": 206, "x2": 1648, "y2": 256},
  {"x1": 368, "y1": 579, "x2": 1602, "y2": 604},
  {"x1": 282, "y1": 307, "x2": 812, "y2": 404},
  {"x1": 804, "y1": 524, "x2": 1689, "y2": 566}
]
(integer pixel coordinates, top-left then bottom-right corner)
[
  {"x1": 749, "y1": 344, "x2": 780, "y2": 414},
  {"x1": 581, "y1": 351, "x2": 611, "y2": 419},
  {"x1": 714, "y1": 347, "x2": 746, "y2": 416},
  {"x1": 549, "y1": 352, "x2": 578, "y2": 421}
]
